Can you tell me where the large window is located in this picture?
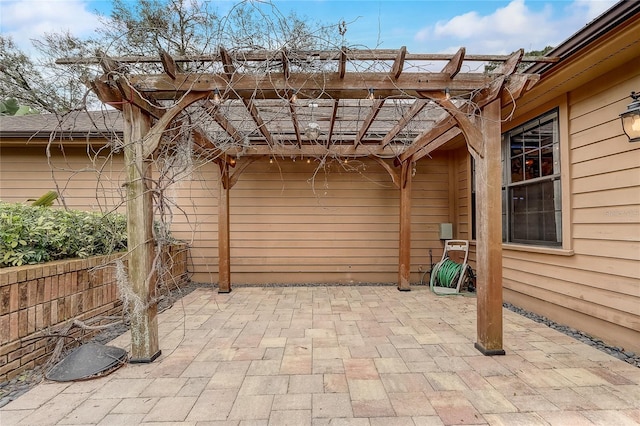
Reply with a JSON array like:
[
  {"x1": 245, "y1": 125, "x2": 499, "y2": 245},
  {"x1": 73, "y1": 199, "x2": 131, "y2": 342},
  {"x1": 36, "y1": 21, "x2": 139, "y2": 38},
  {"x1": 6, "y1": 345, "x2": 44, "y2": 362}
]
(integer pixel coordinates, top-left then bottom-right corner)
[{"x1": 502, "y1": 109, "x2": 561, "y2": 246}]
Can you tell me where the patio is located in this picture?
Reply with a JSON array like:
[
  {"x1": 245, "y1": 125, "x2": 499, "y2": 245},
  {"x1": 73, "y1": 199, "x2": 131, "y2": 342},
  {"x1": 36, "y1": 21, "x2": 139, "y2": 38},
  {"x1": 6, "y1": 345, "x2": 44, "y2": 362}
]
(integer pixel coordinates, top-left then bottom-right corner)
[{"x1": 1, "y1": 285, "x2": 639, "y2": 425}]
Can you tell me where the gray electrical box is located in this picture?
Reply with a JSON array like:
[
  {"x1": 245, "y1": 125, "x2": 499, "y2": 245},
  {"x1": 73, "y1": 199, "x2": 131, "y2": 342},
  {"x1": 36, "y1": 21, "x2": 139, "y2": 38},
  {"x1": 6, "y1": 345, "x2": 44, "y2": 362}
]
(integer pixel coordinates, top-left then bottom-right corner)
[{"x1": 439, "y1": 223, "x2": 453, "y2": 240}]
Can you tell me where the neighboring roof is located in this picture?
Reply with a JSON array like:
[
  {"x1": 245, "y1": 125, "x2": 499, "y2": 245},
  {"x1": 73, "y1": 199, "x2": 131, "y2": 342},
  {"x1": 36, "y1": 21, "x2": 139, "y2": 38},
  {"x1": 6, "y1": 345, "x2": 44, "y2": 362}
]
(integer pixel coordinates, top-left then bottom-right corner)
[
  {"x1": 0, "y1": 110, "x2": 123, "y2": 141},
  {"x1": 528, "y1": 0, "x2": 640, "y2": 75}
]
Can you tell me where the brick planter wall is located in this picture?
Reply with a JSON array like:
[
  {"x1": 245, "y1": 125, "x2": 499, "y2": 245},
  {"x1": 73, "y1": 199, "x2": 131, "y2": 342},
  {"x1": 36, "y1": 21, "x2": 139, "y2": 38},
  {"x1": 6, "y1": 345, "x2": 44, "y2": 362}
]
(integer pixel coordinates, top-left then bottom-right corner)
[{"x1": 0, "y1": 243, "x2": 188, "y2": 381}]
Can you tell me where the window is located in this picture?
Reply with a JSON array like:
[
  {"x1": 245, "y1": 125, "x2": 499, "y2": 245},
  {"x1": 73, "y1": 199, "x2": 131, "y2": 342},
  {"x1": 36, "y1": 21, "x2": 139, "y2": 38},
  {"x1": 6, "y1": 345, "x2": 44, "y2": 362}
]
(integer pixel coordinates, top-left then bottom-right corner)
[{"x1": 502, "y1": 109, "x2": 561, "y2": 246}]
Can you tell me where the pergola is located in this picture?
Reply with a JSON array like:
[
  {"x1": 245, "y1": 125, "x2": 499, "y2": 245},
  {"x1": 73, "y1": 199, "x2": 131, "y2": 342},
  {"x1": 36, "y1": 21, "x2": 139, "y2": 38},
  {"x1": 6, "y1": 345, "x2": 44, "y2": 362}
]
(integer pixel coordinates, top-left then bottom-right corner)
[{"x1": 59, "y1": 46, "x2": 550, "y2": 363}]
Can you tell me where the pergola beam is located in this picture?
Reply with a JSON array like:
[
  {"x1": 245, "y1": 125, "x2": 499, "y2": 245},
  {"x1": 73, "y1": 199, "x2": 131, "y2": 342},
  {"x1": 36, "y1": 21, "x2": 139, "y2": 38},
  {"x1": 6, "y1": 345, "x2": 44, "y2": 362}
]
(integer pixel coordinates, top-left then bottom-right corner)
[
  {"x1": 222, "y1": 143, "x2": 405, "y2": 158},
  {"x1": 97, "y1": 51, "x2": 125, "y2": 74},
  {"x1": 59, "y1": 50, "x2": 558, "y2": 65},
  {"x1": 127, "y1": 72, "x2": 497, "y2": 100}
]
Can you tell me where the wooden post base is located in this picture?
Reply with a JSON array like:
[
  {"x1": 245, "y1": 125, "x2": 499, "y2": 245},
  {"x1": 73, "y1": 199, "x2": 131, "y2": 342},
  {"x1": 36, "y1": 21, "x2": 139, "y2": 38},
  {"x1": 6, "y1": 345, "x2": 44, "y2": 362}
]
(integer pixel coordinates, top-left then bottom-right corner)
[
  {"x1": 129, "y1": 350, "x2": 162, "y2": 364},
  {"x1": 474, "y1": 342, "x2": 506, "y2": 356}
]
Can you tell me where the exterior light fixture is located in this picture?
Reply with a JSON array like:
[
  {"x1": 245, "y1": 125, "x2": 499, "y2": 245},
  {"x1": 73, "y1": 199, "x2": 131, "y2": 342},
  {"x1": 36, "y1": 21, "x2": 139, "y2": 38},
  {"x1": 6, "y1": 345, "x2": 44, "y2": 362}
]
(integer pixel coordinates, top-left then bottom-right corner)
[
  {"x1": 620, "y1": 91, "x2": 640, "y2": 142},
  {"x1": 444, "y1": 88, "x2": 451, "y2": 100},
  {"x1": 213, "y1": 88, "x2": 222, "y2": 104},
  {"x1": 290, "y1": 90, "x2": 298, "y2": 103},
  {"x1": 367, "y1": 88, "x2": 375, "y2": 101},
  {"x1": 305, "y1": 122, "x2": 320, "y2": 140}
]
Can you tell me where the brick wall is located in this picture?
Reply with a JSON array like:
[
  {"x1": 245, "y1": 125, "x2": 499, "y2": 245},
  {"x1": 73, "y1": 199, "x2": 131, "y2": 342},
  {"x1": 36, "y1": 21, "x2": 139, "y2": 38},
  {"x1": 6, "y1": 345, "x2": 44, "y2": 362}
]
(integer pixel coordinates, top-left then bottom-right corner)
[{"x1": 0, "y1": 244, "x2": 188, "y2": 381}]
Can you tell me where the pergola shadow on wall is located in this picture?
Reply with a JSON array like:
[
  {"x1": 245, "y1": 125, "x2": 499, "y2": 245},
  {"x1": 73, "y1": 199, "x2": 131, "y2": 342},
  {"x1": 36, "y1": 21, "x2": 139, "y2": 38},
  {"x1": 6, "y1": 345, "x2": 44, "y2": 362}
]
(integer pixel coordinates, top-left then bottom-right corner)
[{"x1": 58, "y1": 46, "x2": 551, "y2": 362}]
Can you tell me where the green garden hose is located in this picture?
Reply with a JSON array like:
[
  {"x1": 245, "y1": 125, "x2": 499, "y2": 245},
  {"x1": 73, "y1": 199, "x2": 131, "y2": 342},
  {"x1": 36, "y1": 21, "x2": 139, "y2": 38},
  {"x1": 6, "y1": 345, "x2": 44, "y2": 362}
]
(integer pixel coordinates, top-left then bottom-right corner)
[{"x1": 430, "y1": 258, "x2": 463, "y2": 289}]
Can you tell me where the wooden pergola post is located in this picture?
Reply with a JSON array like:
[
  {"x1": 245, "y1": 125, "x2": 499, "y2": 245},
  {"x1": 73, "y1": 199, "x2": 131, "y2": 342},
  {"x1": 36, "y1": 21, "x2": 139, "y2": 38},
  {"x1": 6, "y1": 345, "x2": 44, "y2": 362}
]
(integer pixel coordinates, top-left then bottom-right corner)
[
  {"x1": 398, "y1": 158, "x2": 412, "y2": 291},
  {"x1": 474, "y1": 98, "x2": 505, "y2": 355},
  {"x1": 218, "y1": 162, "x2": 231, "y2": 293},
  {"x1": 123, "y1": 104, "x2": 161, "y2": 363}
]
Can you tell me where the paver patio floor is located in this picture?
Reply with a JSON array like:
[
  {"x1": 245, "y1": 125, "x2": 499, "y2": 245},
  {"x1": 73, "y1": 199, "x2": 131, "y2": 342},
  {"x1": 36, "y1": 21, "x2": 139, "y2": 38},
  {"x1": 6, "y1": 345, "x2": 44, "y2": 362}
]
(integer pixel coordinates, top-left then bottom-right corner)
[{"x1": 1, "y1": 285, "x2": 639, "y2": 425}]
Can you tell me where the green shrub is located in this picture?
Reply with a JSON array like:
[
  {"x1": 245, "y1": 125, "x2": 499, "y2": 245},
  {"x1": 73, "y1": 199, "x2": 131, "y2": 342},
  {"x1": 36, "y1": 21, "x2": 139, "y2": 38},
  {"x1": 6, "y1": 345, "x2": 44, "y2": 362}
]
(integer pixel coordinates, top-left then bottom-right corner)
[{"x1": 0, "y1": 202, "x2": 127, "y2": 267}]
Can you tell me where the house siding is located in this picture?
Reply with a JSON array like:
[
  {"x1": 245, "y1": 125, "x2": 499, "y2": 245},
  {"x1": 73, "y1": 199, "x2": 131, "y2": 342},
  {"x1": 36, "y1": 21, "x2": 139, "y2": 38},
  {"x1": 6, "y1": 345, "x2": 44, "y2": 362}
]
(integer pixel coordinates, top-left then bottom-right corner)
[
  {"x1": 168, "y1": 153, "x2": 454, "y2": 284},
  {"x1": 0, "y1": 143, "x2": 126, "y2": 211},
  {"x1": 502, "y1": 56, "x2": 640, "y2": 353},
  {"x1": 1, "y1": 146, "x2": 457, "y2": 286}
]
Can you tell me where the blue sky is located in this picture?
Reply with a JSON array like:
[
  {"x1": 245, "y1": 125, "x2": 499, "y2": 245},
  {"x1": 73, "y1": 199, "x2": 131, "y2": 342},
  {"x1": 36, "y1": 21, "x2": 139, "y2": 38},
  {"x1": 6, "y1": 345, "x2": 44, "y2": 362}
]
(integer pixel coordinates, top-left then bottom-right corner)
[{"x1": 0, "y1": 0, "x2": 618, "y2": 55}]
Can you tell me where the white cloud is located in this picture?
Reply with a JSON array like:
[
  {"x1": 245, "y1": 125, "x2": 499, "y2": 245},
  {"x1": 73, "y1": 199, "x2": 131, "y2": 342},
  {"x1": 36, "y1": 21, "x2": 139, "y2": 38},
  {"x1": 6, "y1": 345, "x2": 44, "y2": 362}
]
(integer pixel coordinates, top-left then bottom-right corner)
[
  {"x1": 413, "y1": 0, "x2": 618, "y2": 54},
  {"x1": 1, "y1": 0, "x2": 101, "y2": 53},
  {"x1": 571, "y1": 0, "x2": 617, "y2": 21}
]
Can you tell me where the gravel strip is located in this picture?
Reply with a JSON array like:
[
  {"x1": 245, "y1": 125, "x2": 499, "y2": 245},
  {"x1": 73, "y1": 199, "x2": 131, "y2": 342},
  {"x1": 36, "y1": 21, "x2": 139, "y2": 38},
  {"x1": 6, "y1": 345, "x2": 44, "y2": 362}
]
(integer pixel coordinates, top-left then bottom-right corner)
[
  {"x1": 503, "y1": 302, "x2": 640, "y2": 367},
  {"x1": 1, "y1": 283, "x2": 637, "y2": 408}
]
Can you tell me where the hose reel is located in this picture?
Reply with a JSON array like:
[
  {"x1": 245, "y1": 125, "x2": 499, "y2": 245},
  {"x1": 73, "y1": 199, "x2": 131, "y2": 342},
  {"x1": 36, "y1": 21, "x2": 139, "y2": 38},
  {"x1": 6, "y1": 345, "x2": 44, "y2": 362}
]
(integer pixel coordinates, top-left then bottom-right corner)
[{"x1": 429, "y1": 240, "x2": 470, "y2": 295}]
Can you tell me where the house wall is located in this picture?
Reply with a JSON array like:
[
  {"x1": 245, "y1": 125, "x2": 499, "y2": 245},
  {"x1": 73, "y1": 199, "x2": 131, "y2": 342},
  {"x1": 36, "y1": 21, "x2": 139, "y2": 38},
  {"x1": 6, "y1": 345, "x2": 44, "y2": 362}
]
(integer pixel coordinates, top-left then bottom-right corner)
[
  {"x1": 501, "y1": 56, "x2": 640, "y2": 353},
  {"x1": 167, "y1": 152, "x2": 456, "y2": 284},
  {"x1": 452, "y1": 148, "x2": 471, "y2": 241},
  {"x1": 1, "y1": 143, "x2": 459, "y2": 286},
  {"x1": 0, "y1": 143, "x2": 126, "y2": 211}
]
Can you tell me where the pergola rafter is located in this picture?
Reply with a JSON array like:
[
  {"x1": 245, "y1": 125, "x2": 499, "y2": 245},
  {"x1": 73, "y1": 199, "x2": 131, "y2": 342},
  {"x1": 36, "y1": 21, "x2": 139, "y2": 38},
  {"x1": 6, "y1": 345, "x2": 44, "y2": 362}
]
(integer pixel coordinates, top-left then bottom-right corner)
[
  {"x1": 355, "y1": 99, "x2": 385, "y2": 147},
  {"x1": 59, "y1": 45, "x2": 550, "y2": 362},
  {"x1": 202, "y1": 100, "x2": 246, "y2": 147},
  {"x1": 326, "y1": 99, "x2": 339, "y2": 147},
  {"x1": 380, "y1": 99, "x2": 429, "y2": 148}
]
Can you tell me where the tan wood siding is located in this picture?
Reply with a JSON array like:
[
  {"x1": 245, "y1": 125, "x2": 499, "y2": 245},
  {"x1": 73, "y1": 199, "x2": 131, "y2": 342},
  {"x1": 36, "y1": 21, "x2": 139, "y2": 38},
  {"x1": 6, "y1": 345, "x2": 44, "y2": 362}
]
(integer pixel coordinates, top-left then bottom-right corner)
[
  {"x1": 451, "y1": 148, "x2": 469, "y2": 241},
  {"x1": 0, "y1": 149, "x2": 452, "y2": 285},
  {"x1": 134, "y1": 154, "x2": 452, "y2": 284},
  {"x1": 0, "y1": 146, "x2": 126, "y2": 210},
  {"x1": 503, "y1": 56, "x2": 640, "y2": 352}
]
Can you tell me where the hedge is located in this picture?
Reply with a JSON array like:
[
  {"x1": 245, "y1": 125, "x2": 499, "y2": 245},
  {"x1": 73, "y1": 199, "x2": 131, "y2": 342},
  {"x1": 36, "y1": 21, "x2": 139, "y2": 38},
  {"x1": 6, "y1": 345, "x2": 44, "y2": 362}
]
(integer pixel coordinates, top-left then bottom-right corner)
[{"x1": 0, "y1": 202, "x2": 127, "y2": 267}]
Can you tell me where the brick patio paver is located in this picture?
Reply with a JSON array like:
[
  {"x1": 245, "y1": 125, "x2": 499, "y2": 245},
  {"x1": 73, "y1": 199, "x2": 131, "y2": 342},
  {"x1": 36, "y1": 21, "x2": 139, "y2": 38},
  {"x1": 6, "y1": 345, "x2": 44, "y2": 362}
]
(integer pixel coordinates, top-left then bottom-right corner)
[{"x1": 1, "y1": 286, "x2": 639, "y2": 425}]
